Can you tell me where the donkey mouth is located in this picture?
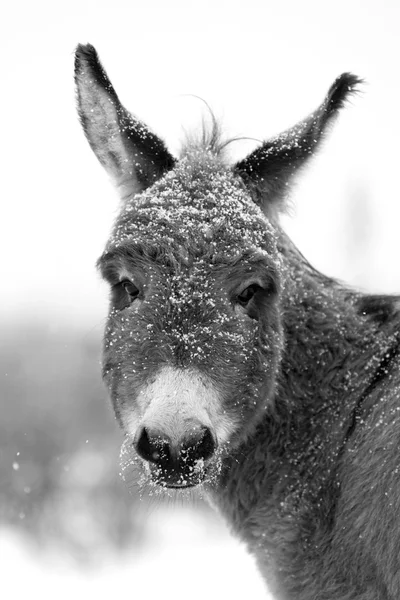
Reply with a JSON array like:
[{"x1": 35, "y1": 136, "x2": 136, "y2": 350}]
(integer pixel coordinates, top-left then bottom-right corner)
[
  {"x1": 148, "y1": 462, "x2": 208, "y2": 489},
  {"x1": 163, "y1": 482, "x2": 199, "y2": 489}
]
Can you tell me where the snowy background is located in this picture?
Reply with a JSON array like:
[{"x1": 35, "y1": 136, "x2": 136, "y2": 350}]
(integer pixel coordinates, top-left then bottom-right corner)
[{"x1": 1, "y1": 1, "x2": 400, "y2": 598}]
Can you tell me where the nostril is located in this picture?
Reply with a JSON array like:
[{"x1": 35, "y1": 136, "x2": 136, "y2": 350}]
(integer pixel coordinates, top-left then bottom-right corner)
[
  {"x1": 183, "y1": 426, "x2": 217, "y2": 463},
  {"x1": 196, "y1": 427, "x2": 217, "y2": 462},
  {"x1": 135, "y1": 427, "x2": 171, "y2": 464}
]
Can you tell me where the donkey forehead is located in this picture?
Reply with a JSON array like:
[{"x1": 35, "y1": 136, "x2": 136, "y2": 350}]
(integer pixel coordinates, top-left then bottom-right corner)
[{"x1": 108, "y1": 153, "x2": 278, "y2": 258}]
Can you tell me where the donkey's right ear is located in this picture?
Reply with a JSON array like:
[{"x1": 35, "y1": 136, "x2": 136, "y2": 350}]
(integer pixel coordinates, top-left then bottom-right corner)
[{"x1": 74, "y1": 44, "x2": 176, "y2": 199}]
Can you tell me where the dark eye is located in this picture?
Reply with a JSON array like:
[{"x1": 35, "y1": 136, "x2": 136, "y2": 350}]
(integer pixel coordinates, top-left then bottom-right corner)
[
  {"x1": 121, "y1": 280, "x2": 140, "y2": 301},
  {"x1": 236, "y1": 284, "x2": 261, "y2": 306}
]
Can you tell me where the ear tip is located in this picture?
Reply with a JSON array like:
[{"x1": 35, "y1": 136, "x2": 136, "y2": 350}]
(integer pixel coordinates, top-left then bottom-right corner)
[
  {"x1": 74, "y1": 43, "x2": 115, "y2": 99},
  {"x1": 74, "y1": 43, "x2": 100, "y2": 73},
  {"x1": 336, "y1": 72, "x2": 364, "y2": 91},
  {"x1": 327, "y1": 72, "x2": 364, "y2": 110},
  {"x1": 75, "y1": 42, "x2": 97, "y2": 58}
]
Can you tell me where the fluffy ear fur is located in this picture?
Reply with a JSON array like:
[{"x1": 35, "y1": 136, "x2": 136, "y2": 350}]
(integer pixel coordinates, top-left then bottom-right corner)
[
  {"x1": 234, "y1": 73, "x2": 362, "y2": 216},
  {"x1": 74, "y1": 44, "x2": 175, "y2": 199}
]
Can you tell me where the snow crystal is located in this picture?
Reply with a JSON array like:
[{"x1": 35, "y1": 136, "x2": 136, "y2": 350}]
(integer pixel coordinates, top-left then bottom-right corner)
[{"x1": 107, "y1": 150, "x2": 279, "y2": 263}]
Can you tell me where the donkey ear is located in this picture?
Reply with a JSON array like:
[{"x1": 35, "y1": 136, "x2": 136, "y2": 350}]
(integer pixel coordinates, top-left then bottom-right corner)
[
  {"x1": 74, "y1": 44, "x2": 176, "y2": 199},
  {"x1": 234, "y1": 73, "x2": 362, "y2": 216}
]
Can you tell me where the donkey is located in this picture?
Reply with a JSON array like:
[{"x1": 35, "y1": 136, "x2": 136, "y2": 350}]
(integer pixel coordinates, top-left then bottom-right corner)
[{"x1": 75, "y1": 44, "x2": 400, "y2": 599}]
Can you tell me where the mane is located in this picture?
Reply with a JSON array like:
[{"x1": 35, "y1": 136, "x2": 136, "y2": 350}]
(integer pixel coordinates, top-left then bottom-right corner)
[{"x1": 179, "y1": 103, "x2": 249, "y2": 160}]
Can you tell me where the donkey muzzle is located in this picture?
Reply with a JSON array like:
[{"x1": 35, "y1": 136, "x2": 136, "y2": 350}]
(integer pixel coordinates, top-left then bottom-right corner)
[{"x1": 134, "y1": 423, "x2": 217, "y2": 488}]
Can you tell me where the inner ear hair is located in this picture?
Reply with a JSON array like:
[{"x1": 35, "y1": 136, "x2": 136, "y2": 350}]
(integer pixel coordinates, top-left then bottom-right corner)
[{"x1": 75, "y1": 43, "x2": 176, "y2": 198}]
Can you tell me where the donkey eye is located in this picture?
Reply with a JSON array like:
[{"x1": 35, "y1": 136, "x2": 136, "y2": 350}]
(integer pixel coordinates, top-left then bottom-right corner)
[
  {"x1": 121, "y1": 280, "x2": 139, "y2": 300},
  {"x1": 236, "y1": 284, "x2": 261, "y2": 306}
]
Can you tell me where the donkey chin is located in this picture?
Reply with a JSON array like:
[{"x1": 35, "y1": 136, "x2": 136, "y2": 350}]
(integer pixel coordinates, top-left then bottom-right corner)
[{"x1": 119, "y1": 366, "x2": 235, "y2": 490}]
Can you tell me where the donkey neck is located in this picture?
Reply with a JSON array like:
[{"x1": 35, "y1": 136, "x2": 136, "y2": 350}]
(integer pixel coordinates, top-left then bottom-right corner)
[
  {"x1": 211, "y1": 231, "x2": 400, "y2": 542},
  {"x1": 278, "y1": 231, "x2": 400, "y2": 422}
]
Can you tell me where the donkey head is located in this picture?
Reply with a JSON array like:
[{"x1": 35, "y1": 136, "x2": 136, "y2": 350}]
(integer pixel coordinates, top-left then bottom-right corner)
[{"x1": 75, "y1": 44, "x2": 360, "y2": 490}]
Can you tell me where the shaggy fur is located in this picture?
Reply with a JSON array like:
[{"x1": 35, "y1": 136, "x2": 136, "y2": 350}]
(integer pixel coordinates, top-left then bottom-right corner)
[{"x1": 75, "y1": 44, "x2": 400, "y2": 600}]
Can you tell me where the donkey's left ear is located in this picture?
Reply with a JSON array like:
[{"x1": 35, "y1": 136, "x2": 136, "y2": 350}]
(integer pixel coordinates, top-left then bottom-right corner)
[
  {"x1": 75, "y1": 44, "x2": 176, "y2": 199},
  {"x1": 234, "y1": 73, "x2": 362, "y2": 217}
]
